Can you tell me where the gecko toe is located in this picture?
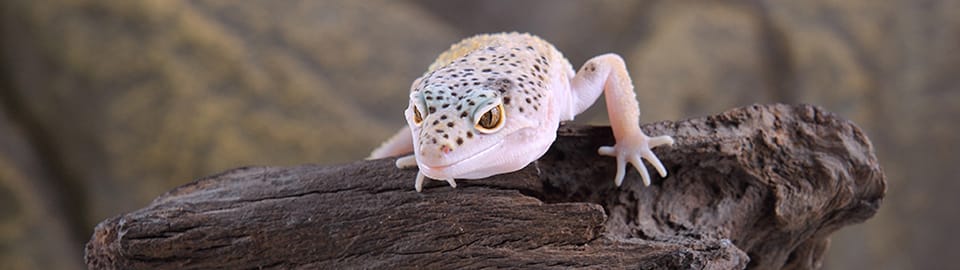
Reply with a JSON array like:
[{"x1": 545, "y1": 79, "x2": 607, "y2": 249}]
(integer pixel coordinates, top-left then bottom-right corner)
[
  {"x1": 445, "y1": 178, "x2": 458, "y2": 188},
  {"x1": 415, "y1": 172, "x2": 426, "y2": 192},
  {"x1": 629, "y1": 155, "x2": 651, "y2": 186},
  {"x1": 614, "y1": 154, "x2": 626, "y2": 186},
  {"x1": 598, "y1": 146, "x2": 616, "y2": 156},
  {"x1": 643, "y1": 151, "x2": 668, "y2": 177}
]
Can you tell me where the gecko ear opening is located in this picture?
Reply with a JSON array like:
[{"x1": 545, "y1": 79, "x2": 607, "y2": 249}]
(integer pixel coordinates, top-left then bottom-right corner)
[{"x1": 474, "y1": 103, "x2": 505, "y2": 133}]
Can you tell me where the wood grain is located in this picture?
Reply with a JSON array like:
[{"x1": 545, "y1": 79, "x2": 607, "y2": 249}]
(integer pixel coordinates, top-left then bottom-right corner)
[{"x1": 85, "y1": 104, "x2": 885, "y2": 269}]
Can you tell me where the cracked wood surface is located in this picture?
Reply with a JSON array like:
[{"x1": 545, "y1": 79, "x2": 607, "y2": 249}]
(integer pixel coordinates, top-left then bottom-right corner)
[{"x1": 84, "y1": 104, "x2": 885, "y2": 269}]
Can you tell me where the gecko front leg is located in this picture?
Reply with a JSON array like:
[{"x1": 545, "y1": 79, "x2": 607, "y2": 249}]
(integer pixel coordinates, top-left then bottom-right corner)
[{"x1": 569, "y1": 54, "x2": 674, "y2": 186}]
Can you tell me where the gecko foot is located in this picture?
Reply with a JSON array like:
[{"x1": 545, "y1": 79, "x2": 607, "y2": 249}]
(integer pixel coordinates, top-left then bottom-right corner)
[
  {"x1": 598, "y1": 134, "x2": 674, "y2": 187},
  {"x1": 414, "y1": 171, "x2": 458, "y2": 192},
  {"x1": 396, "y1": 155, "x2": 417, "y2": 169}
]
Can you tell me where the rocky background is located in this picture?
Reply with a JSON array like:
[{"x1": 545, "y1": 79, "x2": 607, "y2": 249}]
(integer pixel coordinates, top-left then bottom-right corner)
[{"x1": 0, "y1": 0, "x2": 956, "y2": 269}]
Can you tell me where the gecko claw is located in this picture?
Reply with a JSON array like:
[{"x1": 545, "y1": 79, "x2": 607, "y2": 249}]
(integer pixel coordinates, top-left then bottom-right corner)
[{"x1": 599, "y1": 133, "x2": 673, "y2": 187}]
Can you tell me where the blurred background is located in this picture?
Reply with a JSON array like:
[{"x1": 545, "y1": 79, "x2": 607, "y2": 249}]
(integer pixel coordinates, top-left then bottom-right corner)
[{"x1": 0, "y1": 0, "x2": 957, "y2": 269}]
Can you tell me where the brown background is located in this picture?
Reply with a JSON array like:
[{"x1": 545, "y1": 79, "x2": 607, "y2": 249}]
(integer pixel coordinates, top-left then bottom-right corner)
[{"x1": 1, "y1": 0, "x2": 957, "y2": 269}]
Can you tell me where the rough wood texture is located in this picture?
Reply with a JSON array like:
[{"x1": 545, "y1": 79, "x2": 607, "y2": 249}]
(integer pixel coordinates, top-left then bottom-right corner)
[{"x1": 84, "y1": 104, "x2": 885, "y2": 269}]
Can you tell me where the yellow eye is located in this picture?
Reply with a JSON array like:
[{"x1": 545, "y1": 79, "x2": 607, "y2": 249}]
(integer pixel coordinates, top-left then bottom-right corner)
[
  {"x1": 413, "y1": 106, "x2": 424, "y2": 125},
  {"x1": 474, "y1": 104, "x2": 505, "y2": 133}
]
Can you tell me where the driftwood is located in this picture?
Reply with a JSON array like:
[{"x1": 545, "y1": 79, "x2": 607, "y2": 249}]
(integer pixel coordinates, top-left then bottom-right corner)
[{"x1": 84, "y1": 104, "x2": 885, "y2": 269}]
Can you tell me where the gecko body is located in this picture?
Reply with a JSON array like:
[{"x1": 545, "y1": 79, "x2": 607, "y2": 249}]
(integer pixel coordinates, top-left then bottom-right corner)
[{"x1": 370, "y1": 33, "x2": 673, "y2": 191}]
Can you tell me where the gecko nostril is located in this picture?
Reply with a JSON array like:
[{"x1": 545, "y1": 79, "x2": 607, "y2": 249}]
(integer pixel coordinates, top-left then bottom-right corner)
[{"x1": 440, "y1": 144, "x2": 453, "y2": 154}]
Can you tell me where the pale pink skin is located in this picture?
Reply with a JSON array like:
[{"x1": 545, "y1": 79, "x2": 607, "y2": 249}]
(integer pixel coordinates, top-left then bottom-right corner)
[{"x1": 370, "y1": 33, "x2": 673, "y2": 192}]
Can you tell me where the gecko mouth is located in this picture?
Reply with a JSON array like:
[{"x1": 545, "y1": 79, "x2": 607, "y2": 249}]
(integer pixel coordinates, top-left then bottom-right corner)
[{"x1": 419, "y1": 140, "x2": 504, "y2": 179}]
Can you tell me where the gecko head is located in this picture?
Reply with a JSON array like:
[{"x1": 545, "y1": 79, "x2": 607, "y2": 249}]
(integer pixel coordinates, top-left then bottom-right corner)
[{"x1": 406, "y1": 81, "x2": 544, "y2": 180}]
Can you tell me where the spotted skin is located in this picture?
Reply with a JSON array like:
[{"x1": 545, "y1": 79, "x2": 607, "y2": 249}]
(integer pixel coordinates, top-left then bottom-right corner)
[{"x1": 370, "y1": 33, "x2": 674, "y2": 192}]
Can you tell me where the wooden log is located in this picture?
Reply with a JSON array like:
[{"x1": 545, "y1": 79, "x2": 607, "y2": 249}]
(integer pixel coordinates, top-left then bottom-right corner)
[{"x1": 84, "y1": 104, "x2": 885, "y2": 269}]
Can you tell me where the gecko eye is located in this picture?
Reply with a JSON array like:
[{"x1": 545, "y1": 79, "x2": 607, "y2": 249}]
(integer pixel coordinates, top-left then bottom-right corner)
[
  {"x1": 474, "y1": 104, "x2": 505, "y2": 133},
  {"x1": 412, "y1": 105, "x2": 424, "y2": 126}
]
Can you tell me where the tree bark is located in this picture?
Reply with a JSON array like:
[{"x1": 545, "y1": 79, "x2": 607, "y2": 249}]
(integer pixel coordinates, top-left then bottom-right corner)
[{"x1": 84, "y1": 104, "x2": 886, "y2": 269}]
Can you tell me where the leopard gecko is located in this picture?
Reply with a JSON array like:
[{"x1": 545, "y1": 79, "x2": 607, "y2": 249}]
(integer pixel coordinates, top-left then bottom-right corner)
[{"x1": 370, "y1": 32, "x2": 674, "y2": 192}]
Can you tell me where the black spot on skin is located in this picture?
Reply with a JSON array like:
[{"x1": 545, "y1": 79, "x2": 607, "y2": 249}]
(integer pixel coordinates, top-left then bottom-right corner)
[
  {"x1": 443, "y1": 134, "x2": 449, "y2": 139},
  {"x1": 473, "y1": 82, "x2": 481, "y2": 85},
  {"x1": 478, "y1": 57, "x2": 487, "y2": 61},
  {"x1": 435, "y1": 129, "x2": 443, "y2": 133},
  {"x1": 429, "y1": 107, "x2": 436, "y2": 113},
  {"x1": 525, "y1": 98, "x2": 532, "y2": 104},
  {"x1": 519, "y1": 107, "x2": 525, "y2": 113},
  {"x1": 456, "y1": 105, "x2": 462, "y2": 110},
  {"x1": 442, "y1": 104, "x2": 450, "y2": 108},
  {"x1": 440, "y1": 115, "x2": 448, "y2": 120},
  {"x1": 432, "y1": 120, "x2": 440, "y2": 126},
  {"x1": 533, "y1": 105, "x2": 539, "y2": 111},
  {"x1": 526, "y1": 46, "x2": 534, "y2": 50},
  {"x1": 468, "y1": 101, "x2": 475, "y2": 106},
  {"x1": 510, "y1": 53, "x2": 516, "y2": 57},
  {"x1": 446, "y1": 122, "x2": 454, "y2": 128},
  {"x1": 432, "y1": 138, "x2": 437, "y2": 144},
  {"x1": 534, "y1": 65, "x2": 541, "y2": 72},
  {"x1": 506, "y1": 70, "x2": 512, "y2": 74},
  {"x1": 460, "y1": 111, "x2": 468, "y2": 118},
  {"x1": 456, "y1": 137, "x2": 464, "y2": 145},
  {"x1": 478, "y1": 94, "x2": 486, "y2": 98},
  {"x1": 451, "y1": 92, "x2": 458, "y2": 96},
  {"x1": 504, "y1": 97, "x2": 511, "y2": 104},
  {"x1": 482, "y1": 69, "x2": 492, "y2": 73},
  {"x1": 425, "y1": 96, "x2": 433, "y2": 100},
  {"x1": 466, "y1": 131, "x2": 474, "y2": 138}
]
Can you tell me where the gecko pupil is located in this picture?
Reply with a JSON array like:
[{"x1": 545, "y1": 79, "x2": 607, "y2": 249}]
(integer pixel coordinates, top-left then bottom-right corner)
[{"x1": 475, "y1": 104, "x2": 504, "y2": 132}]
